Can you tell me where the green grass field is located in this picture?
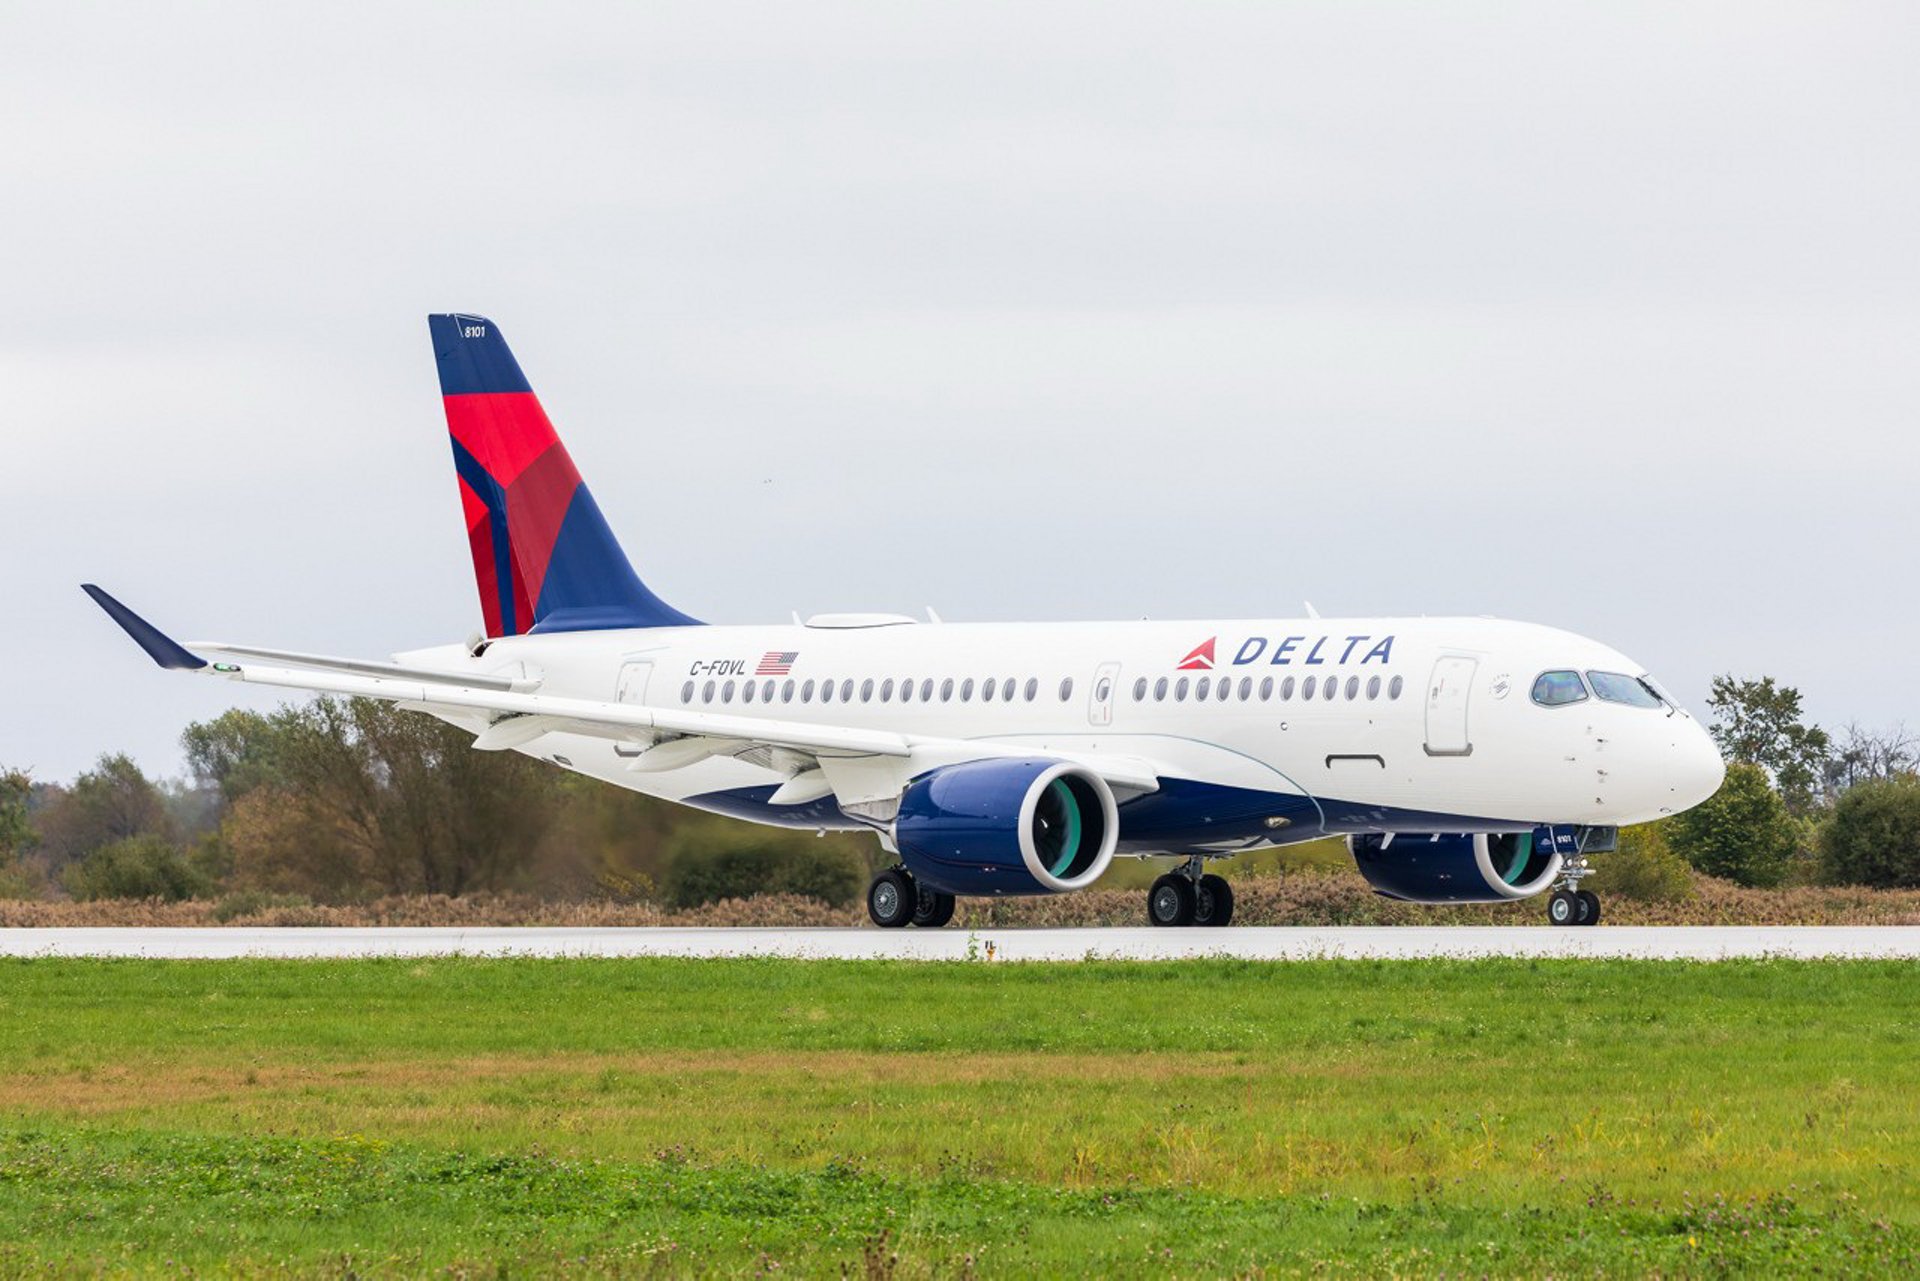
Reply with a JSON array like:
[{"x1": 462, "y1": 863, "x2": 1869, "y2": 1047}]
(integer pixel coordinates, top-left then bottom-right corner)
[{"x1": 1, "y1": 956, "x2": 1916, "y2": 1276}]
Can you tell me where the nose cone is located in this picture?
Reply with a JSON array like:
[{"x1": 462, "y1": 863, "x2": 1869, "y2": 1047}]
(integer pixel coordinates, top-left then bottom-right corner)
[{"x1": 1669, "y1": 721, "x2": 1726, "y2": 814}]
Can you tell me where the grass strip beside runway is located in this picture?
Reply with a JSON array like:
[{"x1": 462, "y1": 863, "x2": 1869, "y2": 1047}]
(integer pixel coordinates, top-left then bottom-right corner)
[{"x1": 1, "y1": 956, "x2": 1915, "y2": 1275}]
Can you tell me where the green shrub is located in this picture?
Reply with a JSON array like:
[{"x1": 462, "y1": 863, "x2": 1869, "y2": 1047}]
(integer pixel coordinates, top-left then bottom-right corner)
[
  {"x1": 660, "y1": 822, "x2": 866, "y2": 908},
  {"x1": 1587, "y1": 821, "x2": 1694, "y2": 903},
  {"x1": 1666, "y1": 762, "x2": 1799, "y2": 888},
  {"x1": 0, "y1": 857, "x2": 47, "y2": 900},
  {"x1": 62, "y1": 834, "x2": 215, "y2": 902},
  {"x1": 1820, "y1": 776, "x2": 1920, "y2": 888}
]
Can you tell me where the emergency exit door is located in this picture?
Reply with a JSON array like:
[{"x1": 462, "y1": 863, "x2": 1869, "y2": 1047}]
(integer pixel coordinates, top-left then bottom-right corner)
[{"x1": 1088, "y1": 662, "x2": 1121, "y2": 727}]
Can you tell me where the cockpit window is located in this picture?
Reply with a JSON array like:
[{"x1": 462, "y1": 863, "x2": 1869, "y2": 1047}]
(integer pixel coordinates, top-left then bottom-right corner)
[
  {"x1": 1588, "y1": 671, "x2": 1665, "y2": 709},
  {"x1": 1531, "y1": 670, "x2": 1588, "y2": 707}
]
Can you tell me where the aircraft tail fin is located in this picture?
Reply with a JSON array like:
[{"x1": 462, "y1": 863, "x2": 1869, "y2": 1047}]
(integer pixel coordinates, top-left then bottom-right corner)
[{"x1": 428, "y1": 314, "x2": 700, "y2": 636}]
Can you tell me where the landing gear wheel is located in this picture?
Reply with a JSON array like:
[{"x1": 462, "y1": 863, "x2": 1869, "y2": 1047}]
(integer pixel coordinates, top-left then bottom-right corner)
[
  {"x1": 1576, "y1": 890, "x2": 1601, "y2": 927},
  {"x1": 1193, "y1": 874, "x2": 1235, "y2": 927},
  {"x1": 912, "y1": 885, "x2": 956, "y2": 928},
  {"x1": 1548, "y1": 889, "x2": 1579, "y2": 927},
  {"x1": 867, "y1": 868, "x2": 916, "y2": 929},
  {"x1": 1147, "y1": 874, "x2": 1196, "y2": 927}
]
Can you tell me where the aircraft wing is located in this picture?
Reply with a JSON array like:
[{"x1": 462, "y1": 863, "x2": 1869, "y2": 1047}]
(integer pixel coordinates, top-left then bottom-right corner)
[{"x1": 82, "y1": 586, "x2": 1161, "y2": 798}]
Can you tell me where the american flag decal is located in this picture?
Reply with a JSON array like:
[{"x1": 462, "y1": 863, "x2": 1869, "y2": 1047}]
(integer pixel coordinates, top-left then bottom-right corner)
[{"x1": 756, "y1": 651, "x2": 799, "y2": 676}]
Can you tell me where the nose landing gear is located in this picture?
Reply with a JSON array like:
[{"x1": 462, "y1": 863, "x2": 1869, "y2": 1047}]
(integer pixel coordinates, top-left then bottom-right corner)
[
  {"x1": 1547, "y1": 888, "x2": 1601, "y2": 926},
  {"x1": 1147, "y1": 857, "x2": 1235, "y2": 927},
  {"x1": 1546, "y1": 841, "x2": 1602, "y2": 927}
]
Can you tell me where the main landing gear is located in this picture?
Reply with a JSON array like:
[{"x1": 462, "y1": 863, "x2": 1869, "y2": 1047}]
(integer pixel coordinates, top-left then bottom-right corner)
[
  {"x1": 1147, "y1": 857, "x2": 1234, "y2": 927},
  {"x1": 866, "y1": 867, "x2": 956, "y2": 928}
]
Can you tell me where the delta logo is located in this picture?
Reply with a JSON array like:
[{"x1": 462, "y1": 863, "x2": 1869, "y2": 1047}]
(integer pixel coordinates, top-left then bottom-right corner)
[
  {"x1": 1176, "y1": 637, "x2": 1216, "y2": 671},
  {"x1": 1174, "y1": 633, "x2": 1396, "y2": 668}
]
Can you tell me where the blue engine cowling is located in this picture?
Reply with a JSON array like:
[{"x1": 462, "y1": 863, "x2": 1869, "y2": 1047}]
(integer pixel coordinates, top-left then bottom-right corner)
[
  {"x1": 894, "y1": 758, "x2": 1119, "y2": 896},
  {"x1": 1347, "y1": 831, "x2": 1563, "y2": 903}
]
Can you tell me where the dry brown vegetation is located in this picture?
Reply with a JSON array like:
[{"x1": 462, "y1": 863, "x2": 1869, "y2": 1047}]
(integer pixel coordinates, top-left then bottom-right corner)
[{"x1": 6, "y1": 868, "x2": 1920, "y2": 928}]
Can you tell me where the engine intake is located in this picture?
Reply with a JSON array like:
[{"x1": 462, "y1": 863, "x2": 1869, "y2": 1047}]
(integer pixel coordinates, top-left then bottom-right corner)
[
  {"x1": 894, "y1": 758, "x2": 1118, "y2": 896},
  {"x1": 1348, "y1": 831, "x2": 1562, "y2": 903}
]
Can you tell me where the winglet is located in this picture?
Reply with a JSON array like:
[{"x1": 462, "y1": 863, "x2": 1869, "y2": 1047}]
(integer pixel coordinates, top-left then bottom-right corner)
[{"x1": 81, "y1": 585, "x2": 208, "y2": 671}]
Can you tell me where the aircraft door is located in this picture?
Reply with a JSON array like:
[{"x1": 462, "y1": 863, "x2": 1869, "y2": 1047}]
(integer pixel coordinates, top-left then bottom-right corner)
[
  {"x1": 1089, "y1": 661, "x2": 1121, "y2": 727},
  {"x1": 613, "y1": 661, "x2": 656, "y2": 760},
  {"x1": 1424, "y1": 656, "x2": 1476, "y2": 757},
  {"x1": 616, "y1": 660, "x2": 654, "y2": 705}
]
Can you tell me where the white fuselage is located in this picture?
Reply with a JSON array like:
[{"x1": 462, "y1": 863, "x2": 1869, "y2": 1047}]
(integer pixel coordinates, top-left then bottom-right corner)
[{"x1": 401, "y1": 613, "x2": 1725, "y2": 855}]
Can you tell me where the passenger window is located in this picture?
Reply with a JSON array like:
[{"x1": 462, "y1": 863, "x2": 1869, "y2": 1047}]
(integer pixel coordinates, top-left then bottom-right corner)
[
  {"x1": 941, "y1": 678, "x2": 954, "y2": 702},
  {"x1": 1532, "y1": 670, "x2": 1589, "y2": 707},
  {"x1": 1002, "y1": 678, "x2": 1016, "y2": 702},
  {"x1": 880, "y1": 678, "x2": 894, "y2": 702},
  {"x1": 840, "y1": 679, "x2": 854, "y2": 703},
  {"x1": 981, "y1": 678, "x2": 995, "y2": 703},
  {"x1": 921, "y1": 678, "x2": 935, "y2": 702},
  {"x1": 859, "y1": 679, "x2": 874, "y2": 702},
  {"x1": 1218, "y1": 679, "x2": 1232, "y2": 702},
  {"x1": 742, "y1": 680, "x2": 756, "y2": 704},
  {"x1": 1175, "y1": 677, "x2": 1190, "y2": 701},
  {"x1": 681, "y1": 680, "x2": 694, "y2": 703},
  {"x1": 1196, "y1": 676, "x2": 1211, "y2": 700},
  {"x1": 1588, "y1": 671, "x2": 1664, "y2": 708},
  {"x1": 763, "y1": 680, "x2": 775, "y2": 703},
  {"x1": 898, "y1": 677, "x2": 913, "y2": 703},
  {"x1": 1259, "y1": 676, "x2": 1274, "y2": 700},
  {"x1": 820, "y1": 679, "x2": 834, "y2": 703},
  {"x1": 1026, "y1": 678, "x2": 1039, "y2": 702},
  {"x1": 801, "y1": 679, "x2": 816, "y2": 702},
  {"x1": 703, "y1": 680, "x2": 716, "y2": 703},
  {"x1": 1366, "y1": 675, "x2": 1381, "y2": 700},
  {"x1": 1302, "y1": 675, "x2": 1316, "y2": 699},
  {"x1": 1154, "y1": 677, "x2": 1168, "y2": 701},
  {"x1": 1389, "y1": 675, "x2": 1404, "y2": 700},
  {"x1": 722, "y1": 680, "x2": 736, "y2": 703},
  {"x1": 1345, "y1": 676, "x2": 1359, "y2": 700},
  {"x1": 782, "y1": 679, "x2": 796, "y2": 703},
  {"x1": 1059, "y1": 677, "x2": 1074, "y2": 701},
  {"x1": 1238, "y1": 677, "x2": 1252, "y2": 701},
  {"x1": 961, "y1": 678, "x2": 974, "y2": 701},
  {"x1": 1323, "y1": 678, "x2": 1338, "y2": 701}
]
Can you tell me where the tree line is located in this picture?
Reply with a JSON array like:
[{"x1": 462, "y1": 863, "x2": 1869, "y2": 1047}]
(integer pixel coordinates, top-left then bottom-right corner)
[
  {"x1": 1, "y1": 700, "x2": 877, "y2": 910},
  {"x1": 1600, "y1": 676, "x2": 1920, "y2": 900},
  {"x1": 3, "y1": 675, "x2": 1918, "y2": 909}
]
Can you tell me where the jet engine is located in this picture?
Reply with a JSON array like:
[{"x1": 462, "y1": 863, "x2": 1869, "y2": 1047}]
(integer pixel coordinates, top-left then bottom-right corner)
[
  {"x1": 1347, "y1": 831, "x2": 1562, "y2": 903},
  {"x1": 894, "y1": 758, "x2": 1118, "y2": 895}
]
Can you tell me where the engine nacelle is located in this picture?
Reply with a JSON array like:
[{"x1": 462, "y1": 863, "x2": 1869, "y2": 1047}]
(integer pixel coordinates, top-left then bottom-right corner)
[
  {"x1": 1348, "y1": 831, "x2": 1563, "y2": 903},
  {"x1": 894, "y1": 758, "x2": 1118, "y2": 896}
]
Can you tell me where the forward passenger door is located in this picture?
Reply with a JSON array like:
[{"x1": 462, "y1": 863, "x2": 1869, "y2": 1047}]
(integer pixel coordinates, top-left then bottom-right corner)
[{"x1": 1423, "y1": 656, "x2": 1476, "y2": 757}]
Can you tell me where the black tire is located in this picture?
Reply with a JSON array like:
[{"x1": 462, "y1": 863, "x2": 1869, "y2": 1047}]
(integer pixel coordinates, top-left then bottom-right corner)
[
  {"x1": 1576, "y1": 890, "x2": 1601, "y2": 927},
  {"x1": 912, "y1": 886, "x2": 956, "y2": 928},
  {"x1": 1547, "y1": 889, "x2": 1578, "y2": 927},
  {"x1": 1194, "y1": 874, "x2": 1235, "y2": 927},
  {"x1": 867, "y1": 868, "x2": 916, "y2": 928},
  {"x1": 1147, "y1": 874, "x2": 1195, "y2": 927}
]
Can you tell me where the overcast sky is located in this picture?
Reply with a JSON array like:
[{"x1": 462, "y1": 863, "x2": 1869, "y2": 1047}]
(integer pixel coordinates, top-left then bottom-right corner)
[{"x1": 4, "y1": 2, "x2": 1917, "y2": 784}]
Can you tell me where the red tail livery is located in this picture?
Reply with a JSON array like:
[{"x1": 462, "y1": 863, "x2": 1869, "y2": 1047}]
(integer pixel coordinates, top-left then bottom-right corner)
[{"x1": 429, "y1": 314, "x2": 698, "y2": 636}]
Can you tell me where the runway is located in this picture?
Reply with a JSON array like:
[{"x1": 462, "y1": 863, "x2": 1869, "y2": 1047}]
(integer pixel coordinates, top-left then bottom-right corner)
[{"x1": 2, "y1": 926, "x2": 1918, "y2": 960}]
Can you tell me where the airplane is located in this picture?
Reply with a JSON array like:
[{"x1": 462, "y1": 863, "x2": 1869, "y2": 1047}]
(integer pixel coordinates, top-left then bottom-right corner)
[{"x1": 85, "y1": 314, "x2": 1726, "y2": 929}]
